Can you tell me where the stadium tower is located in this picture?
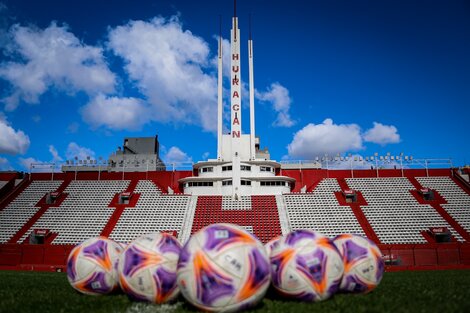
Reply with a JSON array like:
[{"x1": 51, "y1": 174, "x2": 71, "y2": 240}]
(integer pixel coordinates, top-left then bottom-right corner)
[{"x1": 179, "y1": 1, "x2": 295, "y2": 198}]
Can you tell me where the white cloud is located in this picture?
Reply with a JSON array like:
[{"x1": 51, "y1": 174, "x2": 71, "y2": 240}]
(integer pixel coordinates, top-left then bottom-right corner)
[
  {"x1": 0, "y1": 117, "x2": 30, "y2": 155},
  {"x1": 202, "y1": 152, "x2": 210, "y2": 160},
  {"x1": 65, "y1": 142, "x2": 95, "y2": 161},
  {"x1": 287, "y1": 118, "x2": 363, "y2": 159},
  {"x1": 163, "y1": 146, "x2": 193, "y2": 164},
  {"x1": 31, "y1": 115, "x2": 41, "y2": 123},
  {"x1": 256, "y1": 82, "x2": 295, "y2": 127},
  {"x1": 0, "y1": 157, "x2": 13, "y2": 171},
  {"x1": 67, "y1": 122, "x2": 79, "y2": 133},
  {"x1": 17, "y1": 144, "x2": 65, "y2": 172},
  {"x1": 18, "y1": 157, "x2": 58, "y2": 172},
  {"x1": 210, "y1": 37, "x2": 230, "y2": 79},
  {"x1": 363, "y1": 122, "x2": 400, "y2": 146},
  {"x1": 0, "y1": 22, "x2": 115, "y2": 110},
  {"x1": 48, "y1": 145, "x2": 63, "y2": 162},
  {"x1": 18, "y1": 156, "x2": 41, "y2": 170},
  {"x1": 81, "y1": 94, "x2": 150, "y2": 130},
  {"x1": 107, "y1": 16, "x2": 217, "y2": 131}
]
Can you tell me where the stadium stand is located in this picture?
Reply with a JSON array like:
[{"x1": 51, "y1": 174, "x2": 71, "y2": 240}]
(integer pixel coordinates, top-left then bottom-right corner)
[
  {"x1": 284, "y1": 179, "x2": 366, "y2": 238},
  {"x1": 416, "y1": 176, "x2": 470, "y2": 240},
  {"x1": 109, "y1": 180, "x2": 191, "y2": 243},
  {"x1": 346, "y1": 177, "x2": 464, "y2": 244},
  {"x1": 0, "y1": 169, "x2": 469, "y2": 271},
  {"x1": 19, "y1": 180, "x2": 129, "y2": 244},
  {"x1": 0, "y1": 180, "x2": 63, "y2": 243}
]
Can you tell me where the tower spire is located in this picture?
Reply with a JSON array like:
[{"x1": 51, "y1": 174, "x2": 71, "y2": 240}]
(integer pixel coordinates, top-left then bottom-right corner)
[
  {"x1": 249, "y1": 13, "x2": 252, "y2": 41},
  {"x1": 230, "y1": 0, "x2": 241, "y2": 198},
  {"x1": 248, "y1": 13, "x2": 256, "y2": 160}
]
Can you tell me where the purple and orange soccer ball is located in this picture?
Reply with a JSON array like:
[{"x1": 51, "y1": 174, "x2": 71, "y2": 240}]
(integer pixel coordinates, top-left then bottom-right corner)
[
  {"x1": 269, "y1": 230, "x2": 344, "y2": 302},
  {"x1": 333, "y1": 233, "x2": 384, "y2": 293},
  {"x1": 177, "y1": 223, "x2": 271, "y2": 312},
  {"x1": 66, "y1": 236, "x2": 123, "y2": 295},
  {"x1": 117, "y1": 232, "x2": 182, "y2": 303}
]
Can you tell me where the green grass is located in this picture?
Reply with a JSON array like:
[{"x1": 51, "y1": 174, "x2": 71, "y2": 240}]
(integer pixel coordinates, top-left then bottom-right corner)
[{"x1": 1, "y1": 270, "x2": 470, "y2": 313}]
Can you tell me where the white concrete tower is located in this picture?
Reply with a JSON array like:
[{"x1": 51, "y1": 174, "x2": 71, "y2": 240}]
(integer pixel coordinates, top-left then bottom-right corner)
[
  {"x1": 248, "y1": 16, "x2": 256, "y2": 160},
  {"x1": 230, "y1": 2, "x2": 242, "y2": 198},
  {"x1": 178, "y1": 0, "x2": 296, "y2": 197},
  {"x1": 217, "y1": 17, "x2": 223, "y2": 160}
]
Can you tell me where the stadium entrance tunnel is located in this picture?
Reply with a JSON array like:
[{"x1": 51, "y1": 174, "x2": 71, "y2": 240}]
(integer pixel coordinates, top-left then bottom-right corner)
[
  {"x1": 419, "y1": 188, "x2": 435, "y2": 201},
  {"x1": 428, "y1": 227, "x2": 452, "y2": 243},
  {"x1": 29, "y1": 229, "x2": 50, "y2": 244}
]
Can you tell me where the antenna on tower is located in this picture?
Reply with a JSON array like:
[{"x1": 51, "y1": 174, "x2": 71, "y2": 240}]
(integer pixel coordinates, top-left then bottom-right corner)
[
  {"x1": 219, "y1": 15, "x2": 222, "y2": 59},
  {"x1": 249, "y1": 13, "x2": 252, "y2": 40},
  {"x1": 233, "y1": 0, "x2": 238, "y2": 42}
]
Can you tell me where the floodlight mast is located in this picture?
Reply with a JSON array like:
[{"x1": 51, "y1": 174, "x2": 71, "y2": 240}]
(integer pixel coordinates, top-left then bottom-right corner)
[{"x1": 217, "y1": 15, "x2": 223, "y2": 160}]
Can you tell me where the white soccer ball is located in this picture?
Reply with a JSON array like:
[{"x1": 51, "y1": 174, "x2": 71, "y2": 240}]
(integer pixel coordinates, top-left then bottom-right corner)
[
  {"x1": 118, "y1": 233, "x2": 182, "y2": 303},
  {"x1": 270, "y1": 229, "x2": 344, "y2": 302},
  {"x1": 66, "y1": 236, "x2": 122, "y2": 295},
  {"x1": 177, "y1": 223, "x2": 271, "y2": 312},
  {"x1": 333, "y1": 234, "x2": 384, "y2": 293}
]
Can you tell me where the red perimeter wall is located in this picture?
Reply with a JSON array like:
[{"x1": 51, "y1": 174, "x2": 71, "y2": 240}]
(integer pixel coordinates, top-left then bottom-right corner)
[{"x1": 1, "y1": 243, "x2": 469, "y2": 272}]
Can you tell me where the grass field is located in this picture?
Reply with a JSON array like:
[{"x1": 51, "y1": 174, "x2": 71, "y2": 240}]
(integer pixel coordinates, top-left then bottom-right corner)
[{"x1": 1, "y1": 270, "x2": 470, "y2": 313}]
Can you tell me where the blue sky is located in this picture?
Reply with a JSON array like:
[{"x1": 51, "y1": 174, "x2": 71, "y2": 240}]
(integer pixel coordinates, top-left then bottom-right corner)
[{"x1": 0, "y1": 0, "x2": 469, "y2": 171}]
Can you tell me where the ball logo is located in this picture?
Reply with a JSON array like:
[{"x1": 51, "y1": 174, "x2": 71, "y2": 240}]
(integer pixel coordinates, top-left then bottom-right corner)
[
  {"x1": 91, "y1": 281, "x2": 102, "y2": 289},
  {"x1": 215, "y1": 230, "x2": 229, "y2": 239},
  {"x1": 224, "y1": 254, "x2": 243, "y2": 272}
]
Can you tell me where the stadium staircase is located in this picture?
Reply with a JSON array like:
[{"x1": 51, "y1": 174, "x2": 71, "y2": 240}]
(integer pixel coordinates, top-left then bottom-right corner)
[
  {"x1": 409, "y1": 177, "x2": 470, "y2": 242},
  {"x1": 0, "y1": 176, "x2": 32, "y2": 212},
  {"x1": 306, "y1": 178, "x2": 322, "y2": 193},
  {"x1": 0, "y1": 175, "x2": 17, "y2": 201},
  {"x1": 150, "y1": 179, "x2": 168, "y2": 194},
  {"x1": 7, "y1": 179, "x2": 71, "y2": 244},
  {"x1": 335, "y1": 178, "x2": 381, "y2": 244},
  {"x1": 451, "y1": 170, "x2": 470, "y2": 197},
  {"x1": 100, "y1": 179, "x2": 140, "y2": 238}
]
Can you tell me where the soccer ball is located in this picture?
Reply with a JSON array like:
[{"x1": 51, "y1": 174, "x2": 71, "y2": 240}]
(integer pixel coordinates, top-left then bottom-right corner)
[
  {"x1": 66, "y1": 236, "x2": 122, "y2": 295},
  {"x1": 270, "y1": 229, "x2": 344, "y2": 302},
  {"x1": 177, "y1": 223, "x2": 271, "y2": 312},
  {"x1": 118, "y1": 232, "x2": 182, "y2": 303},
  {"x1": 333, "y1": 234, "x2": 384, "y2": 293}
]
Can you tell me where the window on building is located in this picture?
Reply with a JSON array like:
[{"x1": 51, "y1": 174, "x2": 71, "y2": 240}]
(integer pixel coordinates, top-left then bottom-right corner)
[
  {"x1": 222, "y1": 180, "x2": 233, "y2": 186},
  {"x1": 260, "y1": 166, "x2": 272, "y2": 172},
  {"x1": 241, "y1": 165, "x2": 251, "y2": 171},
  {"x1": 241, "y1": 180, "x2": 252, "y2": 186},
  {"x1": 222, "y1": 166, "x2": 233, "y2": 171},
  {"x1": 188, "y1": 181, "x2": 214, "y2": 187},
  {"x1": 260, "y1": 181, "x2": 285, "y2": 186},
  {"x1": 199, "y1": 167, "x2": 214, "y2": 173}
]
